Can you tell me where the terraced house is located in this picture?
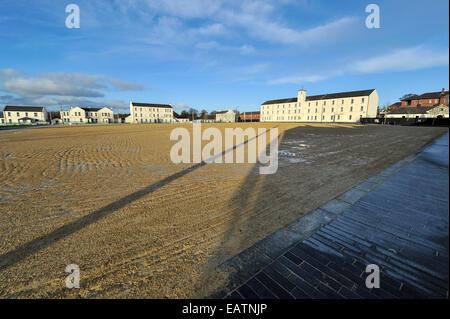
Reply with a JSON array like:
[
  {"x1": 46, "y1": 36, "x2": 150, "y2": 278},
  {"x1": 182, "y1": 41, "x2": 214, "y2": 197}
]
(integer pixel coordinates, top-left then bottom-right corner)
[
  {"x1": 261, "y1": 89, "x2": 379, "y2": 123},
  {"x1": 129, "y1": 101, "x2": 174, "y2": 123},
  {"x1": 60, "y1": 106, "x2": 114, "y2": 124},
  {"x1": 2, "y1": 105, "x2": 49, "y2": 124}
]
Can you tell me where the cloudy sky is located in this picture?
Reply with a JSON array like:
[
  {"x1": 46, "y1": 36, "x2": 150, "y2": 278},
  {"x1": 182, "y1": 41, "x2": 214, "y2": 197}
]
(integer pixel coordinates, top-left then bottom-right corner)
[{"x1": 0, "y1": 0, "x2": 448, "y2": 113}]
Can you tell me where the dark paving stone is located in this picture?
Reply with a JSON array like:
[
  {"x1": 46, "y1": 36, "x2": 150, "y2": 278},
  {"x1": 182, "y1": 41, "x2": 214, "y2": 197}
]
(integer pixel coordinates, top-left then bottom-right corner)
[
  {"x1": 255, "y1": 272, "x2": 294, "y2": 299},
  {"x1": 212, "y1": 133, "x2": 449, "y2": 299},
  {"x1": 236, "y1": 284, "x2": 260, "y2": 299},
  {"x1": 245, "y1": 277, "x2": 277, "y2": 299}
]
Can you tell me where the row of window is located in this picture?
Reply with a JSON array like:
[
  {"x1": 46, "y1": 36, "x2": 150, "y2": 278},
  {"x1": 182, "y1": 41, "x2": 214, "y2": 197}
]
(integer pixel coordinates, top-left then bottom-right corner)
[
  {"x1": 261, "y1": 114, "x2": 360, "y2": 121},
  {"x1": 262, "y1": 106, "x2": 365, "y2": 115},
  {"x1": 5, "y1": 112, "x2": 40, "y2": 117},
  {"x1": 262, "y1": 98, "x2": 367, "y2": 110},
  {"x1": 134, "y1": 107, "x2": 172, "y2": 113},
  {"x1": 135, "y1": 113, "x2": 172, "y2": 119}
]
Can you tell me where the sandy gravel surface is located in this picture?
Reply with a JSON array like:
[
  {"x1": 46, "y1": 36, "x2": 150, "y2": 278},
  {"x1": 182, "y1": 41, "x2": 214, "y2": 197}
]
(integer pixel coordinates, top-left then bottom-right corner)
[{"x1": 0, "y1": 123, "x2": 447, "y2": 298}]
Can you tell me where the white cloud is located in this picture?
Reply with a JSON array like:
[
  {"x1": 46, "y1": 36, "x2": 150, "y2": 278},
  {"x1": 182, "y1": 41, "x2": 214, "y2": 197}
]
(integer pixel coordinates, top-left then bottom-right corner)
[
  {"x1": 108, "y1": 78, "x2": 147, "y2": 91},
  {"x1": 173, "y1": 103, "x2": 190, "y2": 109},
  {"x1": 0, "y1": 70, "x2": 146, "y2": 109},
  {"x1": 351, "y1": 46, "x2": 449, "y2": 74},
  {"x1": 268, "y1": 46, "x2": 450, "y2": 85},
  {"x1": 268, "y1": 74, "x2": 327, "y2": 85},
  {"x1": 195, "y1": 41, "x2": 255, "y2": 55}
]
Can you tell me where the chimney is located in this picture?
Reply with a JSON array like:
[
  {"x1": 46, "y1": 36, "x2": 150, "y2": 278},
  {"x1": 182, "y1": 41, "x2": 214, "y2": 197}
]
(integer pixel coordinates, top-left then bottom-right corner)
[{"x1": 442, "y1": 88, "x2": 445, "y2": 94}]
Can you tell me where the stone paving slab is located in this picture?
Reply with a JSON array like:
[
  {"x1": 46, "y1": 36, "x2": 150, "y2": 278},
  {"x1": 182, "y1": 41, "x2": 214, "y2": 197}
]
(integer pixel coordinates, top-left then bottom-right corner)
[{"x1": 210, "y1": 132, "x2": 449, "y2": 299}]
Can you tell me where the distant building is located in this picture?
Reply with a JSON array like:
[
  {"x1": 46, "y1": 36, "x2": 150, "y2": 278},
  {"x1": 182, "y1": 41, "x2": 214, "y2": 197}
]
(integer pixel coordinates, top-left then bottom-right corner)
[
  {"x1": 0, "y1": 112, "x2": 4, "y2": 124},
  {"x1": 61, "y1": 106, "x2": 114, "y2": 124},
  {"x1": 114, "y1": 113, "x2": 130, "y2": 123},
  {"x1": 239, "y1": 111, "x2": 260, "y2": 122},
  {"x1": 215, "y1": 109, "x2": 236, "y2": 122},
  {"x1": 386, "y1": 105, "x2": 449, "y2": 119},
  {"x1": 261, "y1": 89, "x2": 378, "y2": 123},
  {"x1": 400, "y1": 88, "x2": 449, "y2": 107},
  {"x1": 3, "y1": 105, "x2": 48, "y2": 124},
  {"x1": 129, "y1": 101, "x2": 174, "y2": 123},
  {"x1": 172, "y1": 111, "x2": 190, "y2": 123},
  {"x1": 48, "y1": 111, "x2": 62, "y2": 124}
]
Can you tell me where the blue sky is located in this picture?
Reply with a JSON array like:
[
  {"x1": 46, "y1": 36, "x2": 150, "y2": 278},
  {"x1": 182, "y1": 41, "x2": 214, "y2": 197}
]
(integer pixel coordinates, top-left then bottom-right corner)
[{"x1": 0, "y1": 0, "x2": 448, "y2": 113}]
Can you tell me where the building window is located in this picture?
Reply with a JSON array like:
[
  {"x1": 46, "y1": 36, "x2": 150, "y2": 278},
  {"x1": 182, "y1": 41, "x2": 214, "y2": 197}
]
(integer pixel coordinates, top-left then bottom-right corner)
[
  {"x1": 361, "y1": 106, "x2": 364, "y2": 111},
  {"x1": 362, "y1": 98, "x2": 365, "y2": 103},
  {"x1": 350, "y1": 106, "x2": 353, "y2": 112},
  {"x1": 351, "y1": 99, "x2": 354, "y2": 104},
  {"x1": 349, "y1": 115, "x2": 352, "y2": 120}
]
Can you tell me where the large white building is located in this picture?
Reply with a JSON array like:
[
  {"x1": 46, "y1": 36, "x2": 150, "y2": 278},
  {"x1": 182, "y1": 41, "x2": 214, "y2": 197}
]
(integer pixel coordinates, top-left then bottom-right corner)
[
  {"x1": 60, "y1": 106, "x2": 114, "y2": 124},
  {"x1": 129, "y1": 101, "x2": 174, "y2": 123},
  {"x1": 2, "y1": 105, "x2": 49, "y2": 124},
  {"x1": 261, "y1": 89, "x2": 379, "y2": 123}
]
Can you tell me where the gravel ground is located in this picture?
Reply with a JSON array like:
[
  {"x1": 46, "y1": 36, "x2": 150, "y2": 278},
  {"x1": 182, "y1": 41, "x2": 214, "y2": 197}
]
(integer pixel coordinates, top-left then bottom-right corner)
[{"x1": 0, "y1": 123, "x2": 447, "y2": 298}]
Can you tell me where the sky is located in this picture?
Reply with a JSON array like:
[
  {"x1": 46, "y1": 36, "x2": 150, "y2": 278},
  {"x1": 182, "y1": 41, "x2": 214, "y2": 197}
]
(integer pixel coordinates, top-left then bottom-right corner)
[{"x1": 0, "y1": 0, "x2": 448, "y2": 113}]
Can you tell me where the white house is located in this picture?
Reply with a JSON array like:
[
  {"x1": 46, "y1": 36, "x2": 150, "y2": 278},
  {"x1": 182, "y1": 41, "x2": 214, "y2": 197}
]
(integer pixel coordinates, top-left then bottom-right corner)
[
  {"x1": 129, "y1": 101, "x2": 174, "y2": 123},
  {"x1": 61, "y1": 106, "x2": 114, "y2": 124},
  {"x1": 261, "y1": 89, "x2": 379, "y2": 123},
  {"x1": 215, "y1": 109, "x2": 236, "y2": 122},
  {"x1": 3, "y1": 106, "x2": 48, "y2": 124}
]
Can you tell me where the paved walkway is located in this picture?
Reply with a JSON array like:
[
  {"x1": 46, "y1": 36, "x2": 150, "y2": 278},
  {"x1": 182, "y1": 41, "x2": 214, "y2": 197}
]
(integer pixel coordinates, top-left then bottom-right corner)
[{"x1": 211, "y1": 132, "x2": 449, "y2": 299}]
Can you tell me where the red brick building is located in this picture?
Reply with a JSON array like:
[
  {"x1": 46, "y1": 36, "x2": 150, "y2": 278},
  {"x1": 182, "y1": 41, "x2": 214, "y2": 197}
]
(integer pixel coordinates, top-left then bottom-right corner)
[
  {"x1": 239, "y1": 111, "x2": 260, "y2": 122},
  {"x1": 401, "y1": 88, "x2": 449, "y2": 107}
]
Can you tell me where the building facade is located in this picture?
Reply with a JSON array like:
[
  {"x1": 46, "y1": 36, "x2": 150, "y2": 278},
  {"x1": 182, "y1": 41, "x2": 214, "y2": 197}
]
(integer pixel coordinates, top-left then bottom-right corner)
[
  {"x1": 386, "y1": 105, "x2": 449, "y2": 119},
  {"x1": 261, "y1": 89, "x2": 379, "y2": 123},
  {"x1": 239, "y1": 111, "x2": 260, "y2": 122},
  {"x1": 400, "y1": 89, "x2": 449, "y2": 107},
  {"x1": 61, "y1": 106, "x2": 114, "y2": 124},
  {"x1": 3, "y1": 106, "x2": 48, "y2": 124},
  {"x1": 215, "y1": 109, "x2": 236, "y2": 122},
  {"x1": 129, "y1": 101, "x2": 174, "y2": 123}
]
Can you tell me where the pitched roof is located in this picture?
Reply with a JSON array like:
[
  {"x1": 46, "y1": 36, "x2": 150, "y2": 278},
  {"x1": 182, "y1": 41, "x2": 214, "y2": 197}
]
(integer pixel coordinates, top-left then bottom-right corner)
[
  {"x1": 401, "y1": 91, "x2": 449, "y2": 101},
  {"x1": 131, "y1": 102, "x2": 173, "y2": 109},
  {"x1": 262, "y1": 97, "x2": 298, "y2": 105},
  {"x1": 306, "y1": 89, "x2": 376, "y2": 101},
  {"x1": 4, "y1": 105, "x2": 45, "y2": 112},
  {"x1": 388, "y1": 107, "x2": 433, "y2": 114},
  {"x1": 261, "y1": 89, "x2": 376, "y2": 105},
  {"x1": 216, "y1": 110, "x2": 234, "y2": 114},
  {"x1": 81, "y1": 107, "x2": 101, "y2": 112}
]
